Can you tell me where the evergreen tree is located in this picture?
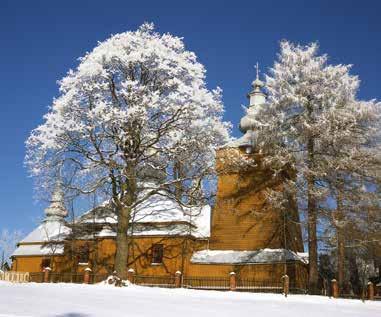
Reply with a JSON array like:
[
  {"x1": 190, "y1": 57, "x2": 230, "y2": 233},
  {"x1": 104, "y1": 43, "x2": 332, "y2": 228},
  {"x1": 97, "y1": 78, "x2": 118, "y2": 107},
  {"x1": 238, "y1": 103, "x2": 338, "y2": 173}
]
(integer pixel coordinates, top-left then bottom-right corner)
[{"x1": 254, "y1": 41, "x2": 380, "y2": 293}]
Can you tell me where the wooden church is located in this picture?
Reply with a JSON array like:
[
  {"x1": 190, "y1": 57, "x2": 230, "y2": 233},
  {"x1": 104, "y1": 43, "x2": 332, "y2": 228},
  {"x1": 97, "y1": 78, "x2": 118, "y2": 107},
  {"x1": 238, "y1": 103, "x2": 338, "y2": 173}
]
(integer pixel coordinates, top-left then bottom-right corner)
[{"x1": 11, "y1": 75, "x2": 308, "y2": 289}]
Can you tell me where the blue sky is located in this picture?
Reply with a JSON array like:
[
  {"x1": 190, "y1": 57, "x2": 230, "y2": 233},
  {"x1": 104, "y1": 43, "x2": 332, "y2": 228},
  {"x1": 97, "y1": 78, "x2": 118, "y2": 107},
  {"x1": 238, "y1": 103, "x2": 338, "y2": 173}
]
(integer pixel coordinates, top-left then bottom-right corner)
[{"x1": 0, "y1": 0, "x2": 380, "y2": 236}]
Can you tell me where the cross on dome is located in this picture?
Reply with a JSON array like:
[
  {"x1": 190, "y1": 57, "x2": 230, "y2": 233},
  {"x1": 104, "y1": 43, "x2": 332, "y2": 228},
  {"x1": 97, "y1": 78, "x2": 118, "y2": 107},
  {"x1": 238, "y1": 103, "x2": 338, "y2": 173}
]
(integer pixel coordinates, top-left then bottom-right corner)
[{"x1": 251, "y1": 62, "x2": 265, "y2": 91}]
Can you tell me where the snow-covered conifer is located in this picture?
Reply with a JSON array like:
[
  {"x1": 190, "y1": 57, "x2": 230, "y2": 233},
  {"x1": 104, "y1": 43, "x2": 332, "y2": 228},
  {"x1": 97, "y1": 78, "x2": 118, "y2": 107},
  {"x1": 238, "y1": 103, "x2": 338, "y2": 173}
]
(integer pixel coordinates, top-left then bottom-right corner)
[{"x1": 254, "y1": 41, "x2": 380, "y2": 293}]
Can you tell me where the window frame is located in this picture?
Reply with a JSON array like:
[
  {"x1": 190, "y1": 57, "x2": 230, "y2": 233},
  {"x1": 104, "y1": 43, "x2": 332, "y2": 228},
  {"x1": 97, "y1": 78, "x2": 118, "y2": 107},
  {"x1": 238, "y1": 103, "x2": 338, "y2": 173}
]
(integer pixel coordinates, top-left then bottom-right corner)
[
  {"x1": 41, "y1": 258, "x2": 51, "y2": 270},
  {"x1": 77, "y1": 244, "x2": 90, "y2": 265},
  {"x1": 151, "y1": 244, "x2": 164, "y2": 265}
]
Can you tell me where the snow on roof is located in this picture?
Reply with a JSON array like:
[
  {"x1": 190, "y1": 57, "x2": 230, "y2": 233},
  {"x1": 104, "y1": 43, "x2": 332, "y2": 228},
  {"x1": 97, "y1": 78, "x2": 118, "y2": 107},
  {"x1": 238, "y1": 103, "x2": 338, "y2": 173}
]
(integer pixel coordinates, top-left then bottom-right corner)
[
  {"x1": 296, "y1": 252, "x2": 309, "y2": 264},
  {"x1": 95, "y1": 226, "x2": 115, "y2": 238},
  {"x1": 222, "y1": 136, "x2": 248, "y2": 148},
  {"x1": 12, "y1": 220, "x2": 70, "y2": 257},
  {"x1": 93, "y1": 209, "x2": 211, "y2": 239},
  {"x1": 11, "y1": 244, "x2": 65, "y2": 257},
  {"x1": 190, "y1": 205, "x2": 211, "y2": 238},
  {"x1": 19, "y1": 220, "x2": 71, "y2": 244},
  {"x1": 129, "y1": 223, "x2": 194, "y2": 237},
  {"x1": 78, "y1": 194, "x2": 211, "y2": 238},
  {"x1": 191, "y1": 249, "x2": 308, "y2": 264}
]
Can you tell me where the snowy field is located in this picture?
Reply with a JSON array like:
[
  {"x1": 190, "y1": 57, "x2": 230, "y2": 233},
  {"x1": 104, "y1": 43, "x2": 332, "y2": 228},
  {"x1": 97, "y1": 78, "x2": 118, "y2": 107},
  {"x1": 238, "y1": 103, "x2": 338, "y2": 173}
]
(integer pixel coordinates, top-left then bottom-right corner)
[{"x1": 0, "y1": 282, "x2": 380, "y2": 317}]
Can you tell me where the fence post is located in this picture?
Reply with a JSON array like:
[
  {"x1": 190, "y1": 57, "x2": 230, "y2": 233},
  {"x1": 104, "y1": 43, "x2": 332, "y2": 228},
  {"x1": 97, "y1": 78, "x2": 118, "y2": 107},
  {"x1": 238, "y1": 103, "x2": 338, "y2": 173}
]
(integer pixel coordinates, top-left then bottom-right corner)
[
  {"x1": 367, "y1": 282, "x2": 374, "y2": 301},
  {"x1": 43, "y1": 267, "x2": 51, "y2": 283},
  {"x1": 84, "y1": 268, "x2": 92, "y2": 284},
  {"x1": 175, "y1": 271, "x2": 182, "y2": 288},
  {"x1": 331, "y1": 279, "x2": 338, "y2": 298},
  {"x1": 282, "y1": 274, "x2": 289, "y2": 297},
  {"x1": 127, "y1": 268, "x2": 135, "y2": 284},
  {"x1": 229, "y1": 272, "x2": 236, "y2": 291}
]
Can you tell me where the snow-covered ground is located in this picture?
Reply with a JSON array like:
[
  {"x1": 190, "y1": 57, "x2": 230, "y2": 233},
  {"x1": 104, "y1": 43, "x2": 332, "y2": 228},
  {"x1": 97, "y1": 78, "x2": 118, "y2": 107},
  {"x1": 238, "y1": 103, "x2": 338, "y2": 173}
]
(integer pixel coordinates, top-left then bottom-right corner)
[{"x1": 0, "y1": 282, "x2": 380, "y2": 317}]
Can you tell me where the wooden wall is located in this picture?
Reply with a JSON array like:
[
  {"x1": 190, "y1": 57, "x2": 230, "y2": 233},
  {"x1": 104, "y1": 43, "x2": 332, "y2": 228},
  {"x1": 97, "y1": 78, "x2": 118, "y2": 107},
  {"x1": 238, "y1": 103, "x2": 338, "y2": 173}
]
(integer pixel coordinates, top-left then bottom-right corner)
[
  {"x1": 11, "y1": 235, "x2": 308, "y2": 290},
  {"x1": 36, "y1": 236, "x2": 208, "y2": 276},
  {"x1": 210, "y1": 147, "x2": 303, "y2": 252},
  {"x1": 11, "y1": 255, "x2": 64, "y2": 272}
]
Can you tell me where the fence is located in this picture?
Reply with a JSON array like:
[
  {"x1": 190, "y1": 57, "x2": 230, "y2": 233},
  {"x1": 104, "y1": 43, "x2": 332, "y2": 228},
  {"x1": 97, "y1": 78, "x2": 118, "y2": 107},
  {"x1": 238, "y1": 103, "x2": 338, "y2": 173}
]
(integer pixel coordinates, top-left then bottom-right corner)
[
  {"x1": 28, "y1": 271, "x2": 108, "y2": 284},
  {"x1": 50, "y1": 272, "x2": 85, "y2": 283},
  {"x1": 329, "y1": 279, "x2": 380, "y2": 301},
  {"x1": 0, "y1": 271, "x2": 30, "y2": 283},
  {"x1": 89, "y1": 273, "x2": 110, "y2": 284},
  {"x1": 183, "y1": 276, "x2": 230, "y2": 290},
  {"x1": 134, "y1": 275, "x2": 176, "y2": 288},
  {"x1": 289, "y1": 280, "x2": 308, "y2": 294},
  {"x1": 14, "y1": 270, "x2": 293, "y2": 294},
  {"x1": 5, "y1": 270, "x2": 379, "y2": 301},
  {"x1": 29, "y1": 272, "x2": 44, "y2": 283},
  {"x1": 236, "y1": 278, "x2": 283, "y2": 293}
]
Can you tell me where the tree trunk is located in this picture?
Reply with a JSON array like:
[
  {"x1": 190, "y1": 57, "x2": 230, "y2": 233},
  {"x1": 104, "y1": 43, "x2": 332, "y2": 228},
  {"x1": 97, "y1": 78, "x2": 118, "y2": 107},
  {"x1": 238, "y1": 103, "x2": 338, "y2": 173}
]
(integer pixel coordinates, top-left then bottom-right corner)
[
  {"x1": 114, "y1": 164, "x2": 137, "y2": 280},
  {"x1": 114, "y1": 205, "x2": 130, "y2": 280},
  {"x1": 337, "y1": 226, "x2": 345, "y2": 294},
  {"x1": 336, "y1": 181, "x2": 345, "y2": 294},
  {"x1": 307, "y1": 137, "x2": 319, "y2": 294},
  {"x1": 348, "y1": 251, "x2": 361, "y2": 295}
]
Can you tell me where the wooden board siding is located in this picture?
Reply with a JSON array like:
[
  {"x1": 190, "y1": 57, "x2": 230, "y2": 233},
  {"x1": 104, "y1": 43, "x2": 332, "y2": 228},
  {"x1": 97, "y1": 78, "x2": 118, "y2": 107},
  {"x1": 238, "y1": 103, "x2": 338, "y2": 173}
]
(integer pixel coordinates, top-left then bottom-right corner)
[
  {"x1": 11, "y1": 255, "x2": 65, "y2": 272},
  {"x1": 11, "y1": 236, "x2": 307, "y2": 289},
  {"x1": 210, "y1": 148, "x2": 304, "y2": 252},
  {"x1": 13, "y1": 236, "x2": 208, "y2": 276}
]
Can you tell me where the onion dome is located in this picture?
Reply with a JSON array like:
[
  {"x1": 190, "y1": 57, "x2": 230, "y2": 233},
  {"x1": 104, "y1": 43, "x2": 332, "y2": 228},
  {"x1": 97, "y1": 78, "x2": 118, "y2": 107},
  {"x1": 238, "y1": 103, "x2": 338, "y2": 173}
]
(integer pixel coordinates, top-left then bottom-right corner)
[
  {"x1": 223, "y1": 63, "x2": 267, "y2": 151},
  {"x1": 239, "y1": 63, "x2": 267, "y2": 134},
  {"x1": 44, "y1": 181, "x2": 68, "y2": 220},
  {"x1": 235, "y1": 63, "x2": 267, "y2": 153}
]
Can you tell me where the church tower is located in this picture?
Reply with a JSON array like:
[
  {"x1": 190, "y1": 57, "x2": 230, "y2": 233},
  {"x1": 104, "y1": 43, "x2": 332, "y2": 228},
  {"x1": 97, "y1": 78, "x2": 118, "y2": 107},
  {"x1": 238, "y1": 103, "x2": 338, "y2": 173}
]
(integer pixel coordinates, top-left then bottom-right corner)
[
  {"x1": 11, "y1": 181, "x2": 70, "y2": 272},
  {"x1": 210, "y1": 70, "x2": 303, "y2": 252}
]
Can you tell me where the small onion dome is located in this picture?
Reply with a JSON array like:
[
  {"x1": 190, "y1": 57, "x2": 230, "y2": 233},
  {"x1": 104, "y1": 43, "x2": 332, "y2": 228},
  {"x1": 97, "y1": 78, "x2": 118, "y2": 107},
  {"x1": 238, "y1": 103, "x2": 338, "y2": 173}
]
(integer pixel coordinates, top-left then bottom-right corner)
[
  {"x1": 240, "y1": 70, "x2": 267, "y2": 134},
  {"x1": 44, "y1": 181, "x2": 68, "y2": 219},
  {"x1": 240, "y1": 113, "x2": 256, "y2": 133},
  {"x1": 238, "y1": 130, "x2": 257, "y2": 154},
  {"x1": 252, "y1": 78, "x2": 264, "y2": 89}
]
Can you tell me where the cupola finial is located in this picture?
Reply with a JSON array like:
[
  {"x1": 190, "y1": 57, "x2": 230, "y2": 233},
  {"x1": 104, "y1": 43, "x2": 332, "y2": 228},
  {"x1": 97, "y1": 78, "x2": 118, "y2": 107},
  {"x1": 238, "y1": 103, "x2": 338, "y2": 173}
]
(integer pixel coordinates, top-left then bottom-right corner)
[{"x1": 255, "y1": 62, "x2": 260, "y2": 81}]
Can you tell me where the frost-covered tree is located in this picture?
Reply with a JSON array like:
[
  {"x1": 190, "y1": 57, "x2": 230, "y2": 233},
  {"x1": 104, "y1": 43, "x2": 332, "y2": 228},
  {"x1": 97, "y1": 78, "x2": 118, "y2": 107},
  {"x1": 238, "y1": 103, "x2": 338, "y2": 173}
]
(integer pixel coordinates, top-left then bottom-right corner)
[
  {"x1": 320, "y1": 106, "x2": 380, "y2": 292},
  {"x1": 0, "y1": 229, "x2": 22, "y2": 270},
  {"x1": 26, "y1": 23, "x2": 230, "y2": 279},
  {"x1": 254, "y1": 41, "x2": 380, "y2": 293}
]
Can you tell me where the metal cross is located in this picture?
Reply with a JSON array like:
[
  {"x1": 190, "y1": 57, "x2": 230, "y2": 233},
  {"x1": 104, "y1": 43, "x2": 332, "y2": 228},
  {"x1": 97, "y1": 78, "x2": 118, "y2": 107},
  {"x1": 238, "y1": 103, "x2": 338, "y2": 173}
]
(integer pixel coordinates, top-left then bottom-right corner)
[{"x1": 255, "y1": 62, "x2": 260, "y2": 80}]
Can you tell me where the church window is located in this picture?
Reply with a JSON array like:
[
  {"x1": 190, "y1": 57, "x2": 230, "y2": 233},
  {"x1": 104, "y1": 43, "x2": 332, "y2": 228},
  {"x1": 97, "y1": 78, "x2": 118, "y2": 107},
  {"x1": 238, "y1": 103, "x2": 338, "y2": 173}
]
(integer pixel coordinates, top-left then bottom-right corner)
[
  {"x1": 151, "y1": 244, "x2": 164, "y2": 264},
  {"x1": 41, "y1": 258, "x2": 51, "y2": 270},
  {"x1": 77, "y1": 244, "x2": 90, "y2": 264}
]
